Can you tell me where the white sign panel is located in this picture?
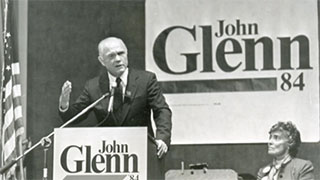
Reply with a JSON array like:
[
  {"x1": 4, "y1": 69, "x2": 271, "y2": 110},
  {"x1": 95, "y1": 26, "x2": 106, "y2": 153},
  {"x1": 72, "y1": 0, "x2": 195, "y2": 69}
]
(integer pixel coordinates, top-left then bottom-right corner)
[
  {"x1": 53, "y1": 127, "x2": 147, "y2": 180},
  {"x1": 146, "y1": 0, "x2": 319, "y2": 144}
]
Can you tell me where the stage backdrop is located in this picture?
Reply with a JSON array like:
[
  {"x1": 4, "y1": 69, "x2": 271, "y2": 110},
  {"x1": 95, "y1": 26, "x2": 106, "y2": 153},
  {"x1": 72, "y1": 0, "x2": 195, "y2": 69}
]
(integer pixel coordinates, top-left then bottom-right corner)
[{"x1": 146, "y1": 0, "x2": 319, "y2": 144}]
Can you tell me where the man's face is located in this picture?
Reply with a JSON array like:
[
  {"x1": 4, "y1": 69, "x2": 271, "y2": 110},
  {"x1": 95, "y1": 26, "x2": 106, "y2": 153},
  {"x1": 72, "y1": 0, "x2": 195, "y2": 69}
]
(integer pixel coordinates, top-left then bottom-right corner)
[
  {"x1": 268, "y1": 130, "x2": 290, "y2": 158},
  {"x1": 99, "y1": 39, "x2": 128, "y2": 77}
]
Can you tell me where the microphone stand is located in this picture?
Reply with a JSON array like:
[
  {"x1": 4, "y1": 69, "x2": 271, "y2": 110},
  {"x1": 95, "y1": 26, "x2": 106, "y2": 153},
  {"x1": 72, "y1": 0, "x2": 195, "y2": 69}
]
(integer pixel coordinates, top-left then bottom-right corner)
[
  {"x1": 41, "y1": 137, "x2": 51, "y2": 180},
  {"x1": 0, "y1": 92, "x2": 110, "y2": 174},
  {"x1": 96, "y1": 86, "x2": 115, "y2": 127}
]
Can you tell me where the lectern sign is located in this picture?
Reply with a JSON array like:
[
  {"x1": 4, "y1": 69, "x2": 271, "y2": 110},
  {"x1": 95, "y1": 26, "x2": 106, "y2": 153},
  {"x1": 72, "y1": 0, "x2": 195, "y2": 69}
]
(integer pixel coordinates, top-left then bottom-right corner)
[{"x1": 53, "y1": 127, "x2": 147, "y2": 180}]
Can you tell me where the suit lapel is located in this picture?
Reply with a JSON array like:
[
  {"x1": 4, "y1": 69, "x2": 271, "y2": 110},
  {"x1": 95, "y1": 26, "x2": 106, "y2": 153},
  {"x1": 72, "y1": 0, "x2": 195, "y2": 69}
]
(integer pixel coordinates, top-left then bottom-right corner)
[{"x1": 119, "y1": 69, "x2": 138, "y2": 125}]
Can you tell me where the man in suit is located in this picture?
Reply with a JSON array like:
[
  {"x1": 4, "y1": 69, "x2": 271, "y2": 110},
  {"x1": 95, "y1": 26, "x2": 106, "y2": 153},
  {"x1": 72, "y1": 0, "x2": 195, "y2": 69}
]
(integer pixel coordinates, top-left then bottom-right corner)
[{"x1": 59, "y1": 37, "x2": 172, "y2": 179}]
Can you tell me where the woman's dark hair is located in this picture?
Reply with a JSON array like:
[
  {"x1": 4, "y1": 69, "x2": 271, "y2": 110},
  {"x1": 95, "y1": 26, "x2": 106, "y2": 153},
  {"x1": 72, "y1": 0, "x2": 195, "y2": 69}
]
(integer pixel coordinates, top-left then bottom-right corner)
[{"x1": 269, "y1": 121, "x2": 301, "y2": 157}]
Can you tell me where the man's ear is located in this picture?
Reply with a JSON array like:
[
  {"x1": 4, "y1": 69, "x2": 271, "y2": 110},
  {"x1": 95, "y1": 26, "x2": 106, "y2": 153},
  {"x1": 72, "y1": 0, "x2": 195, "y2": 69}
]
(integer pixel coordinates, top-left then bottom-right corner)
[{"x1": 98, "y1": 56, "x2": 105, "y2": 66}]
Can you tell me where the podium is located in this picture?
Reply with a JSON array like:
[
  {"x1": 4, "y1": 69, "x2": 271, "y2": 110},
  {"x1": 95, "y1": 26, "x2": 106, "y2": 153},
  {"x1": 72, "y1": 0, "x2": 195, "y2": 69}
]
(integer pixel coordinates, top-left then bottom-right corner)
[
  {"x1": 53, "y1": 127, "x2": 147, "y2": 180},
  {"x1": 165, "y1": 169, "x2": 238, "y2": 180}
]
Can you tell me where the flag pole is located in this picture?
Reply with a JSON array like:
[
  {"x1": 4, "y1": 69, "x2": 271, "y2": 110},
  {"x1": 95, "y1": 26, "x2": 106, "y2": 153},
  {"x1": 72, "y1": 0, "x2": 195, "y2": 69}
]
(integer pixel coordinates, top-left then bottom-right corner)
[
  {"x1": 0, "y1": 0, "x2": 5, "y2": 173},
  {"x1": 18, "y1": 137, "x2": 24, "y2": 180},
  {"x1": 0, "y1": 0, "x2": 7, "y2": 175}
]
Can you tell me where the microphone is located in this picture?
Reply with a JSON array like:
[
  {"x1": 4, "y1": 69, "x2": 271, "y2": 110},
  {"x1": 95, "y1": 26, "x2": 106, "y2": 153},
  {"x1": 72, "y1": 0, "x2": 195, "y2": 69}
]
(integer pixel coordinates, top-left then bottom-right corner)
[
  {"x1": 96, "y1": 82, "x2": 117, "y2": 127},
  {"x1": 107, "y1": 82, "x2": 117, "y2": 113}
]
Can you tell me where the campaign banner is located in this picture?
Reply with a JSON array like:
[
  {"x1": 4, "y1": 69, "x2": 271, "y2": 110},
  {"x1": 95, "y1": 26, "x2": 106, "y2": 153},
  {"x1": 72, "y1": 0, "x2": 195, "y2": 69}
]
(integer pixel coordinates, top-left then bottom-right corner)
[
  {"x1": 146, "y1": 0, "x2": 319, "y2": 144},
  {"x1": 53, "y1": 127, "x2": 147, "y2": 180}
]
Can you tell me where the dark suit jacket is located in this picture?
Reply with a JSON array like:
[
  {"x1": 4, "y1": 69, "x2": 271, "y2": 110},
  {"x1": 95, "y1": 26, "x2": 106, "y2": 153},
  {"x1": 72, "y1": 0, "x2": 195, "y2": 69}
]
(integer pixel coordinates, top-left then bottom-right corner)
[
  {"x1": 59, "y1": 68, "x2": 172, "y2": 146},
  {"x1": 257, "y1": 158, "x2": 314, "y2": 180}
]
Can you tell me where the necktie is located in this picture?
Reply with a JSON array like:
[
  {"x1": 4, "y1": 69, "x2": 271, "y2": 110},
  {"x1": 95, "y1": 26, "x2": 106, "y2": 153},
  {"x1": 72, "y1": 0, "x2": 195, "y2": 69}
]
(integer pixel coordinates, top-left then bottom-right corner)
[{"x1": 113, "y1": 77, "x2": 123, "y2": 112}]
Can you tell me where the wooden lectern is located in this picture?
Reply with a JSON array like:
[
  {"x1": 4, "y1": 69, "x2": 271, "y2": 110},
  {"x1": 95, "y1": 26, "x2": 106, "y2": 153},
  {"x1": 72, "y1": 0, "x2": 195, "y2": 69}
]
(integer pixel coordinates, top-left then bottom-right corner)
[{"x1": 53, "y1": 127, "x2": 147, "y2": 180}]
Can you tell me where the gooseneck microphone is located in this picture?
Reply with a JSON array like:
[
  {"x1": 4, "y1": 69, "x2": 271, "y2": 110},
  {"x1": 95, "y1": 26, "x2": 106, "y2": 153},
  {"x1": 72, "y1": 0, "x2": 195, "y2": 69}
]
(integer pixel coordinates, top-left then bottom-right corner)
[
  {"x1": 107, "y1": 82, "x2": 117, "y2": 113},
  {"x1": 96, "y1": 82, "x2": 117, "y2": 127}
]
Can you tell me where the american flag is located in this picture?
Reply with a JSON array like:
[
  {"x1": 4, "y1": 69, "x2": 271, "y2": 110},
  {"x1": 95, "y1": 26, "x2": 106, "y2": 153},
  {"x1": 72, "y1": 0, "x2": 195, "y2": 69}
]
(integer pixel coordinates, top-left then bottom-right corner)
[{"x1": 0, "y1": 0, "x2": 25, "y2": 179}]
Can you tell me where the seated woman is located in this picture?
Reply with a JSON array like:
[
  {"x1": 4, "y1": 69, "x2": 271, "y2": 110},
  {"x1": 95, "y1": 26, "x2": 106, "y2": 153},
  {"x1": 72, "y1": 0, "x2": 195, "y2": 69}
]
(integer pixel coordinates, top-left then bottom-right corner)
[{"x1": 257, "y1": 121, "x2": 314, "y2": 180}]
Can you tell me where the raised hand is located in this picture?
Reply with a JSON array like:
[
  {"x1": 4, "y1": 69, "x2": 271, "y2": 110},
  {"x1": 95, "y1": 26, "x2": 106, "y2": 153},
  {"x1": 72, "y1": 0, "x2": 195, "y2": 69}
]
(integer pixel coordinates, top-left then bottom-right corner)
[{"x1": 59, "y1": 80, "x2": 72, "y2": 110}]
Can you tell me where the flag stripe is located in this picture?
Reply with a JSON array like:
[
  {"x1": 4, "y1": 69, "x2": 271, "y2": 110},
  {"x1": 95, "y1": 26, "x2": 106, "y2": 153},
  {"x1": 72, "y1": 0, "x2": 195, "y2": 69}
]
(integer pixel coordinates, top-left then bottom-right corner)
[
  {"x1": 3, "y1": 117, "x2": 24, "y2": 145},
  {"x1": 13, "y1": 97, "x2": 21, "y2": 110},
  {"x1": 15, "y1": 126, "x2": 24, "y2": 138},
  {"x1": 11, "y1": 62, "x2": 19, "y2": 75},
  {"x1": 12, "y1": 74, "x2": 21, "y2": 85},
  {"x1": 3, "y1": 132, "x2": 15, "y2": 161},
  {"x1": 14, "y1": 106, "x2": 22, "y2": 121},
  {"x1": 4, "y1": 78, "x2": 11, "y2": 99},
  {"x1": 5, "y1": 93, "x2": 22, "y2": 109},
  {"x1": 3, "y1": 94, "x2": 12, "y2": 113},
  {"x1": 3, "y1": 105, "x2": 13, "y2": 130},
  {"x1": 12, "y1": 84, "x2": 21, "y2": 98},
  {"x1": 3, "y1": 120, "x2": 14, "y2": 143}
]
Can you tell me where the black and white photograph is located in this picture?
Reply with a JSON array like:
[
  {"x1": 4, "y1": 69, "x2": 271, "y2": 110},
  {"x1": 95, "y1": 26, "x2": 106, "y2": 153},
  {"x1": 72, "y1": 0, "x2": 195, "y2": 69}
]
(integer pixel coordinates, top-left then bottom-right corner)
[{"x1": 0, "y1": 0, "x2": 318, "y2": 179}]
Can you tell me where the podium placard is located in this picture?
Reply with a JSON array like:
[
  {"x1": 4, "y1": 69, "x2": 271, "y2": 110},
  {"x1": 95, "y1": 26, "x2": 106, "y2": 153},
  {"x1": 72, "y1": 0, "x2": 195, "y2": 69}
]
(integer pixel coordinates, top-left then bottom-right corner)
[
  {"x1": 53, "y1": 127, "x2": 147, "y2": 180},
  {"x1": 166, "y1": 169, "x2": 238, "y2": 180}
]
